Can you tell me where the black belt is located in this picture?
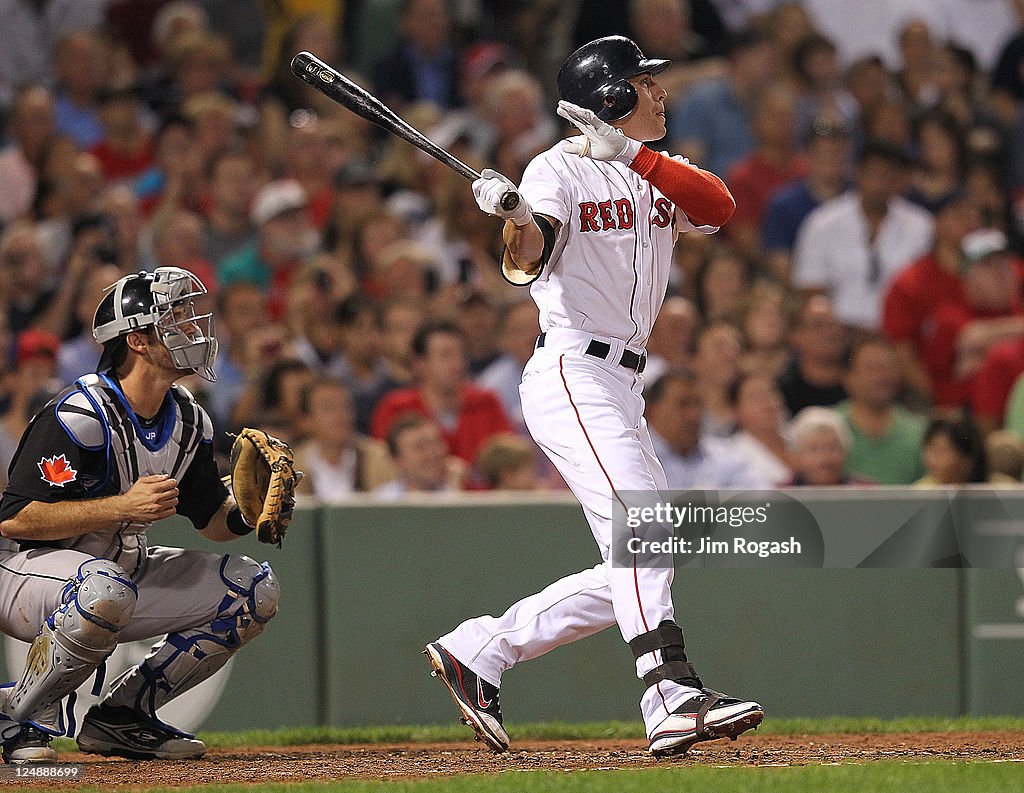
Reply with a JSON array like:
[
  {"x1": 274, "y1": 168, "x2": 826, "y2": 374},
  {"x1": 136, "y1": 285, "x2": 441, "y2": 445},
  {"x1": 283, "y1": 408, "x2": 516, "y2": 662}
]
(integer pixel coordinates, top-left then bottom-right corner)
[{"x1": 536, "y1": 333, "x2": 646, "y2": 374}]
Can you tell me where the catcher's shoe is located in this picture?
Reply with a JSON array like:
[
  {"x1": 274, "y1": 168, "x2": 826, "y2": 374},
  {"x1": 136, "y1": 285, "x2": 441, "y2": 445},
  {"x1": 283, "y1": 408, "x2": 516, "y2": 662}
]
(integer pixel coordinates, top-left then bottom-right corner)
[
  {"x1": 648, "y1": 689, "x2": 764, "y2": 758},
  {"x1": 1, "y1": 724, "x2": 58, "y2": 764},
  {"x1": 424, "y1": 642, "x2": 509, "y2": 752},
  {"x1": 76, "y1": 704, "x2": 206, "y2": 760}
]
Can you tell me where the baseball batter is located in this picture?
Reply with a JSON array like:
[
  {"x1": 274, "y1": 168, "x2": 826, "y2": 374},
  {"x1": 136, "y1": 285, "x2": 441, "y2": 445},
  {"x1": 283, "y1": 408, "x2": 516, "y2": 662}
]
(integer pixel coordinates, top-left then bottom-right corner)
[
  {"x1": 426, "y1": 36, "x2": 763, "y2": 757},
  {"x1": 0, "y1": 268, "x2": 280, "y2": 764}
]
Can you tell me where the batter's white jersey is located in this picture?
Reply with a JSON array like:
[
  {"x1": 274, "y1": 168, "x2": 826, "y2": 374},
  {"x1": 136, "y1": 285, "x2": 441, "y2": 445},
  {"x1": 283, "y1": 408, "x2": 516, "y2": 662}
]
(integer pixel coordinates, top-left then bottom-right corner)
[{"x1": 520, "y1": 140, "x2": 716, "y2": 348}]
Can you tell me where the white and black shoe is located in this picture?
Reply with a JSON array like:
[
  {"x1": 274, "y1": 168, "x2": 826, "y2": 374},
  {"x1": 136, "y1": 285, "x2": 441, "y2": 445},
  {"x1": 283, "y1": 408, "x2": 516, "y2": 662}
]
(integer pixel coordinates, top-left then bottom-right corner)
[
  {"x1": 1, "y1": 724, "x2": 58, "y2": 764},
  {"x1": 648, "y1": 689, "x2": 764, "y2": 757},
  {"x1": 76, "y1": 704, "x2": 206, "y2": 760},
  {"x1": 424, "y1": 642, "x2": 509, "y2": 752}
]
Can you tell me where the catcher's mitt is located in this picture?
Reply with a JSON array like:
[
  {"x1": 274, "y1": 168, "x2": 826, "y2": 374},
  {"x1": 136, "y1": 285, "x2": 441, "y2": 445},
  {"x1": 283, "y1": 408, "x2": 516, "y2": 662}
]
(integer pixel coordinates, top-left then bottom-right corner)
[{"x1": 229, "y1": 428, "x2": 301, "y2": 546}]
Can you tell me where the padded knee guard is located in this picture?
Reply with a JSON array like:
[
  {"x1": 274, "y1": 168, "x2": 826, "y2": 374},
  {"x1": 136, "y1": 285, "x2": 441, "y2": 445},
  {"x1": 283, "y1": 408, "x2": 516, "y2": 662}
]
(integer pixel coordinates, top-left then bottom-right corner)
[
  {"x1": 106, "y1": 555, "x2": 279, "y2": 718},
  {"x1": 214, "y1": 554, "x2": 281, "y2": 643},
  {"x1": 629, "y1": 620, "x2": 703, "y2": 689},
  {"x1": 3, "y1": 559, "x2": 137, "y2": 736}
]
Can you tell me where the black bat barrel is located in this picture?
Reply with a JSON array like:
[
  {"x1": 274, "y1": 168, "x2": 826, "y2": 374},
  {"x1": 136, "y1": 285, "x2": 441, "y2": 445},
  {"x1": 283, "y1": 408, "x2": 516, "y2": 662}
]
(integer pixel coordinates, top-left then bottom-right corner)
[{"x1": 289, "y1": 51, "x2": 520, "y2": 212}]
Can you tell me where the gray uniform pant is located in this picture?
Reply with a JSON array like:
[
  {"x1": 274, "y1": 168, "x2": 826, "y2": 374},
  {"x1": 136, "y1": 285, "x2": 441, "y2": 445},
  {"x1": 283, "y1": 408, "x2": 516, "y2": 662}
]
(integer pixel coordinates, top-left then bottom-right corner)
[{"x1": 0, "y1": 545, "x2": 230, "y2": 644}]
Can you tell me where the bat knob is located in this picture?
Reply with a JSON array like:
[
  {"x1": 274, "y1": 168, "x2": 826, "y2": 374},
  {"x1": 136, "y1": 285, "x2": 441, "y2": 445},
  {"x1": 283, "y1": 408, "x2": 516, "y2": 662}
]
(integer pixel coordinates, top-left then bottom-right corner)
[{"x1": 500, "y1": 191, "x2": 521, "y2": 212}]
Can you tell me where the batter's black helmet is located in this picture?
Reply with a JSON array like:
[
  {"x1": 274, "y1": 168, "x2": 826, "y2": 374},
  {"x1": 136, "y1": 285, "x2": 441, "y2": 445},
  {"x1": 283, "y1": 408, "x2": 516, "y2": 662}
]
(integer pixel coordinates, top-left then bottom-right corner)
[{"x1": 557, "y1": 36, "x2": 670, "y2": 122}]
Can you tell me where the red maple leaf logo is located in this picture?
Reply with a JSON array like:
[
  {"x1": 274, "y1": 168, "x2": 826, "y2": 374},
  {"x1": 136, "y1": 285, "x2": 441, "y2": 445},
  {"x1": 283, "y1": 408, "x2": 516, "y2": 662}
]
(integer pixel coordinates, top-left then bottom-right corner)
[{"x1": 38, "y1": 454, "x2": 78, "y2": 487}]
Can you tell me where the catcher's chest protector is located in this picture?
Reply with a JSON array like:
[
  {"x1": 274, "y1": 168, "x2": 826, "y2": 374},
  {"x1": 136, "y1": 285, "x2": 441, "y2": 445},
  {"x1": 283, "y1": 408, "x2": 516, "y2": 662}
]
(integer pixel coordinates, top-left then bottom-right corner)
[
  {"x1": 46, "y1": 374, "x2": 213, "y2": 571},
  {"x1": 65, "y1": 375, "x2": 212, "y2": 488}
]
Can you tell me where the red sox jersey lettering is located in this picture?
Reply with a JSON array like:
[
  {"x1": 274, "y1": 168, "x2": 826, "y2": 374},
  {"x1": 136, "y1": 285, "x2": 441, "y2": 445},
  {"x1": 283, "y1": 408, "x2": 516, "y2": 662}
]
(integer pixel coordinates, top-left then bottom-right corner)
[
  {"x1": 651, "y1": 197, "x2": 673, "y2": 227},
  {"x1": 579, "y1": 199, "x2": 636, "y2": 232}
]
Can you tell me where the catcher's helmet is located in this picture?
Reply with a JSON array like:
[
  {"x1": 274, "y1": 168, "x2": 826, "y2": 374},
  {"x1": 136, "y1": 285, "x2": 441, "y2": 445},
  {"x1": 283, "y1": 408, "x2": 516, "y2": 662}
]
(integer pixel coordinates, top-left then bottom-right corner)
[
  {"x1": 93, "y1": 267, "x2": 218, "y2": 381},
  {"x1": 556, "y1": 36, "x2": 670, "y2": 122}
]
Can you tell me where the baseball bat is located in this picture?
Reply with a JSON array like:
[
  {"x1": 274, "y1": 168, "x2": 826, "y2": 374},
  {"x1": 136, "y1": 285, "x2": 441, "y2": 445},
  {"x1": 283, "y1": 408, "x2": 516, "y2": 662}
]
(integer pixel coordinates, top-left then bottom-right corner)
[{"x1": 290, "y1": 51, "x2": 521, "y2": 213}]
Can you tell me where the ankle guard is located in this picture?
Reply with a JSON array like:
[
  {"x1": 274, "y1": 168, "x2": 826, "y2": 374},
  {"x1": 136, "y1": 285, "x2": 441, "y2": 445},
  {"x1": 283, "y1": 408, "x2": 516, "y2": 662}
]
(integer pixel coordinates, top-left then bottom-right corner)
[{"x1": 629, "y1": 620, "x2": 703, "y2": 689}]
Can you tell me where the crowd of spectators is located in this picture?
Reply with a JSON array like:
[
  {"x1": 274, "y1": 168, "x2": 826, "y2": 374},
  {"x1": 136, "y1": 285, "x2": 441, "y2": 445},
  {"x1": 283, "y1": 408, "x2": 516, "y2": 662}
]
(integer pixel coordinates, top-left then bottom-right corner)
[{"x1": 3, "y1": 0, "x2": 1024, "y2": 499}]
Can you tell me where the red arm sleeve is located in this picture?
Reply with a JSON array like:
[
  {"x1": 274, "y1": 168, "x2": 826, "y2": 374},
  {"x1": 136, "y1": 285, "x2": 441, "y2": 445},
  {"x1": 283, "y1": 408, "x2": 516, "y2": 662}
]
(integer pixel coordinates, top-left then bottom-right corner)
[{"x1": 628, "y1": 146, "x2": 736, "y2": 228}]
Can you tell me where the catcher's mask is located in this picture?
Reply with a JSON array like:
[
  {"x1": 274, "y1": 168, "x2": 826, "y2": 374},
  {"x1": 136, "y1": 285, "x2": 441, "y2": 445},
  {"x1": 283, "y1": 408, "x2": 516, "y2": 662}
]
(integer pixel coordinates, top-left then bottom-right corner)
[{"x1": 92, "y1": 267, "x2": 218, "y2": 381}]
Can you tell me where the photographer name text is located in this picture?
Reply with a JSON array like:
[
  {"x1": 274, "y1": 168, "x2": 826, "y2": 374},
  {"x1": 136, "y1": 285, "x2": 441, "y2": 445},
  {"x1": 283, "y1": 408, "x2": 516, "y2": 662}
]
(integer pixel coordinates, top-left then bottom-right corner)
[{"x1": 626, "y1": 536, "x2": 802, "y2": 558}]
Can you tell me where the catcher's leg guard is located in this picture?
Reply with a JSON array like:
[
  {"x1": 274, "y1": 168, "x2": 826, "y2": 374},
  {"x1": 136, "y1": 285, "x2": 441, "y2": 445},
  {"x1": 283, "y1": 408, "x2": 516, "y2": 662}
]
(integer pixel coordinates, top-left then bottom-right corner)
[
  {"x1": 104, "y1": 555, "x2": 279, "y2": 719},
  {"x1": 629, "y1": 620, "x2": 703, "y2": 689},
  {"x1": 2, "y1": 559, "x2": 137, "y2": 737}
]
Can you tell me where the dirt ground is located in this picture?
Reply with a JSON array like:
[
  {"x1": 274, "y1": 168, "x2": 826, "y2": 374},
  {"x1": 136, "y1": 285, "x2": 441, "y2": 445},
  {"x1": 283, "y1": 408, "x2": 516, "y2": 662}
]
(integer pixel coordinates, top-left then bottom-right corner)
[{"x1": 5, "y1": 731, "x2": 1024, "y2": 789}]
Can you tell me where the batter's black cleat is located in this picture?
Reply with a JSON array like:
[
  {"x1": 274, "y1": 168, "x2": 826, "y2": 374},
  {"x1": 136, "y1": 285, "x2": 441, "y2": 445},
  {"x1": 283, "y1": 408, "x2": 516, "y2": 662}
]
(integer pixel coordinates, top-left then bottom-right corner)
[
  {"x1": 76, "y1": 704, "x2": 206, "y2": 760},
  {"x1": 424, "y1": 642, "x2": 509, "y2": 752},
  {"x1": 1, "y1": 724, "x2": 57, "y2": 764},
  {"x1": 648, "y1": 689, "x2": 763, "y2": 757}
]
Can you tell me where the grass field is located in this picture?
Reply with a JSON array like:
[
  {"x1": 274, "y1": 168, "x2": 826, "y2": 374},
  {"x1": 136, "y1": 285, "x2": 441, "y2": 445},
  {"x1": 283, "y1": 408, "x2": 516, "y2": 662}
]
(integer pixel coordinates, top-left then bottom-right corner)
[
  {"x1": 48, "y1": 762, "x2": 1015, "y2": 793},
  {"x1": 45, "y1": 714, "x2": 1024, "y2": 752},
  {"x1": 197, "y1": 715, "x2": 1024, "y2": 746},
  {"x1": 26, "y1": 717, "x2": 1022, "y2": 793}
]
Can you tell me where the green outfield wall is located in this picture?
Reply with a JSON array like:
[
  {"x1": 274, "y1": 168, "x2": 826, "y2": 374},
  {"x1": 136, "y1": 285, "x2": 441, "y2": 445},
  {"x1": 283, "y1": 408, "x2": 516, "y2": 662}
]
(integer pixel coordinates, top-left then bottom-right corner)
[{"x1": 2, "y1": 491, "x2": 1022, "y2": 729}]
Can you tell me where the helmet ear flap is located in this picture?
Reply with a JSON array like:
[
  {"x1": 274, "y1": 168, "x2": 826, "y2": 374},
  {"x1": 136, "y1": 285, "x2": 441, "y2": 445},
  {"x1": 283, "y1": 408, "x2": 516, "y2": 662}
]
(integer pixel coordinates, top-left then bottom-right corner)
[{"x1": 597, "y1": 80, "x2": 638, "y2": 122}]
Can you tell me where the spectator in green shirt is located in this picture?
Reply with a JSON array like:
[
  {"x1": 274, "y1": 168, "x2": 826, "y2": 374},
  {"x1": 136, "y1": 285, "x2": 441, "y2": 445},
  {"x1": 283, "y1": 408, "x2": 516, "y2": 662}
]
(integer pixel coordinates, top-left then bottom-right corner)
[
  {"x1": 1004, "y1": 371, "x2": 1024, "y2": 439},
  {"x1": 835, "y1": 335, "x2": 926, "y2": 484}
]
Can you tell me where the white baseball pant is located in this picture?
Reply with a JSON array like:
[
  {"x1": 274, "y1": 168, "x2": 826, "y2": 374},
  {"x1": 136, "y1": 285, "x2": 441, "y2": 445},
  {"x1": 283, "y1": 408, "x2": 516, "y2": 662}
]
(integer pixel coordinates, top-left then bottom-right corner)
[{"x1": 439, "y1": 330, "x2": 699, "y2": 735}]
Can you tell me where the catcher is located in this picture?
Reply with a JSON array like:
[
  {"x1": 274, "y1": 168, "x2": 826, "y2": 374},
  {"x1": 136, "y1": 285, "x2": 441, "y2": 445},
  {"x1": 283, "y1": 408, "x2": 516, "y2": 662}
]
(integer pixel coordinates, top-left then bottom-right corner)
[{"x1": 0, "y1": 267, "x2": 299, "y2": 764}]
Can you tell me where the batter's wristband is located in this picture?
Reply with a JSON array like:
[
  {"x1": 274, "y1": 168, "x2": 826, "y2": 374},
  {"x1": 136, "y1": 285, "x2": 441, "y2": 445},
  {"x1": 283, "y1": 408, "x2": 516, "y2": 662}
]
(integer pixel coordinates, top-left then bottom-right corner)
[{"x1": 227, "y1": 506, "x2": 255, "y2": 536}]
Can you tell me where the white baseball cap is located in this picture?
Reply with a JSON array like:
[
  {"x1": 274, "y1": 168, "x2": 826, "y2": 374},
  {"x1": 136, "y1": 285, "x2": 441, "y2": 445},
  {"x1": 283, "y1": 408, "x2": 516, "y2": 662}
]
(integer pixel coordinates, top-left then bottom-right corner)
[
  {"x1": 251, "y1": 179, "x2": 307, "y2": 225},
  {"x1": 961, "y1": 228, "x2": 1010, "y2": 266}
]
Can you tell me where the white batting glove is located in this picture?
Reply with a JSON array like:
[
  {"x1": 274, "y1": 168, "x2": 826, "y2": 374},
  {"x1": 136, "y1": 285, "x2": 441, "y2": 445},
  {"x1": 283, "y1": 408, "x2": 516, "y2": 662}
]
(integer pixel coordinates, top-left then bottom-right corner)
[
  {"x1": 557, "y1": 101, "x2": 642, "y2": 164},
  {"x1": 472, "y1": 169, "x2": 533, "y2": 226}
]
